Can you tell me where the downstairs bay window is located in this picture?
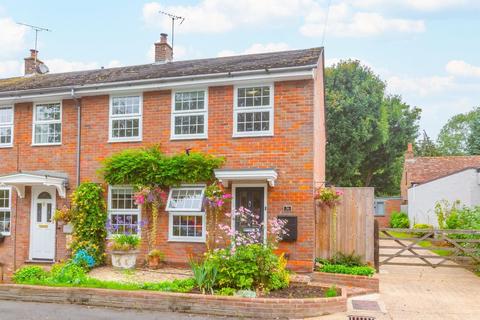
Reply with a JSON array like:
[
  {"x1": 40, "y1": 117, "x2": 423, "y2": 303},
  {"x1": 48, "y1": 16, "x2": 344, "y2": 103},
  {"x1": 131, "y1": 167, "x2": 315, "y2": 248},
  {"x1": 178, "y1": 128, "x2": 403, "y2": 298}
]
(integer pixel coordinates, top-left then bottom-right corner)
[
  {"x1": 166, "y1": 186, "x2": 206, "y2": 242},
  {"x1": 108, "y1": 186, "x2": 141, "y2": 235}
]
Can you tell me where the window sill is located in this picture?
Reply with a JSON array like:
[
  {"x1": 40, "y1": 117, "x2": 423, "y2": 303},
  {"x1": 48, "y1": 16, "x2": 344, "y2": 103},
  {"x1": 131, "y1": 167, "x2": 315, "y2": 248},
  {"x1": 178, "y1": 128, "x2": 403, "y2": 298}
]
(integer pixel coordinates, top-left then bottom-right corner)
[
  {"x1": 0, "y1": 145, "x2": 13, "y2": 149},
  {"x1": 167, "y1": 238, "x2": 206, "y2": 243},
  {"x1": 31, "y1": 143, "x2": 62, "y2": 147},
  {"x1": 170, "y1": 135, "x2": 208, "y2": 141},
  {"x1": 232, "y1": 132, "x2": 274, "y2": 138},
  {"x1": 108, "y1": 138, "x2": 142, "y2": 143}
]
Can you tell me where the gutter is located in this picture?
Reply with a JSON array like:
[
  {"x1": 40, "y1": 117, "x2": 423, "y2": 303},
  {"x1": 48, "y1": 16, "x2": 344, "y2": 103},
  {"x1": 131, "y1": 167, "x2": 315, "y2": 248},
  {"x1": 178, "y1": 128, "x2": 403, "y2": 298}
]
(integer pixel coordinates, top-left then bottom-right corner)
[{"x1": 0, "y1": 65, "x2": 316, "y2": 102}]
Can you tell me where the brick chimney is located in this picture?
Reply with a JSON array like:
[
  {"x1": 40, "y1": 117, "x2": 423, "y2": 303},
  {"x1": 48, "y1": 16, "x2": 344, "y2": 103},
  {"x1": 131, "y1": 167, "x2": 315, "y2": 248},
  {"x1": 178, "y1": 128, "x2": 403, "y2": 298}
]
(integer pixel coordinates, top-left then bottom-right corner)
[
  {"x1": 405, "y1": 143, "x2": 414, "y2": 160},
  {"x1": 154, "y1": 33, "x2": 173, "y2": 63},
  {"x1": 24, "y1": 49, "x2": 45, "y2": 75}
]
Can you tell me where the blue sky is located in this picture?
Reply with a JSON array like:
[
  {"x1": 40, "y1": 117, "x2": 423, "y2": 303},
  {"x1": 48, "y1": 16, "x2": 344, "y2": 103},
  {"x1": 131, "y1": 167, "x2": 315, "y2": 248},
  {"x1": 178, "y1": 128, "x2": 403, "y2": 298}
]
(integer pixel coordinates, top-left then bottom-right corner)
[{"x1": 1, "y1": 0, "x2": 479, "y2": 138}]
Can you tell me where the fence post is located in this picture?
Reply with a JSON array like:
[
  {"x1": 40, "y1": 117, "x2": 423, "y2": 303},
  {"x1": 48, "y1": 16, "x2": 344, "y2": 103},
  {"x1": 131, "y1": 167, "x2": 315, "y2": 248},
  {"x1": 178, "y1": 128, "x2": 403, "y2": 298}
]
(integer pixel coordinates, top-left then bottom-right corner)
[{"x1": 374, "y1": 219, "x2": 379, "y2": 272}]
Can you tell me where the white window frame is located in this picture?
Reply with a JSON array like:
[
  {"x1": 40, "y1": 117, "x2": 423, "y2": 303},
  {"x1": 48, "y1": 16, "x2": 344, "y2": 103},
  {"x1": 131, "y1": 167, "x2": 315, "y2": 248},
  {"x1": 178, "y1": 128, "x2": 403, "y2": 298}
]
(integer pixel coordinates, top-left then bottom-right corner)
[
  {"x1": 107, "y1": 185, "x2": 142, "y2": 236},
  {"x1": 167, "y1": 185, "x2": 206, "y2": 242},
  {"x1": 32, "y1": 102, "x2": 62, "y2": 146},
  {"x1": 233, "y1": 84, "x2": 274, "y2": 138},
  {"x1": 165, "y1": 185, "x2": 205, "y2": 212},
  {"x1": 0, "y1": 105, "x2": 14, "y2": 148},
  {"x1": 0, "y1": 186, "x2": 12, "y2": 236},
  {"x1": 108, "y1": 94, "x2": 143, "y2": 143},
  {"x1": 170, "y1": 89, "x2": 208, "y2": 140}
]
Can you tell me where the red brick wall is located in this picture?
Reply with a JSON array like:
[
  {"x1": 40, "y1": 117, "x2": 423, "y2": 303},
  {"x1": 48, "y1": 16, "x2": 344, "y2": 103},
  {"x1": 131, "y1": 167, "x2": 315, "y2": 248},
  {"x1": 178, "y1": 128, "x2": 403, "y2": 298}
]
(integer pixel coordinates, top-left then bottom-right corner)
[
  {"x1": 374, "y1": 198, "x2": 402, "y2": 228},
  {"x1": 0, "y1": 78, "x2": 322, "y2": 277}
]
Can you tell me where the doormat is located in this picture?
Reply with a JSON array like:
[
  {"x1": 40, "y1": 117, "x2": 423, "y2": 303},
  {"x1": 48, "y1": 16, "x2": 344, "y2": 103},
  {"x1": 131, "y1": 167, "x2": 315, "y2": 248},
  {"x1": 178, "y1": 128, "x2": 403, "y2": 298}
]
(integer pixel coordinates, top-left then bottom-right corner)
[{"x1": 351, "y1": 300, "x2": 381, "y2": 311}]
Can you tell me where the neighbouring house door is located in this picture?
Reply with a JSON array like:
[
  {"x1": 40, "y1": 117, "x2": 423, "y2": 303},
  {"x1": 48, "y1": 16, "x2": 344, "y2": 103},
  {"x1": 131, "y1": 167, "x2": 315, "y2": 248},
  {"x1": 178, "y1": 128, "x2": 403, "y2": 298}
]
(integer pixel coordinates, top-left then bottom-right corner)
[
  {"x1": 29, "y1": 187, "x2": 56, "y2": 260},
  {"x1": 234, "y1": 187, "x2": 265, "y2": 242}
]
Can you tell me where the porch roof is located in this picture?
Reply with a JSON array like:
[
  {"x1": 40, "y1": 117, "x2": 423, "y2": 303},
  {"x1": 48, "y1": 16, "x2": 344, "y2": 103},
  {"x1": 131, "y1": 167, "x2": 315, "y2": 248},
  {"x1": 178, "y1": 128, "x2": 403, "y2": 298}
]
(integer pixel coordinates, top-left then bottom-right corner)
[
  {"x1": 0, "y1": 171, "x2": 68, "y2": 198},
  {"x1": 214, "y1": 168, "x2": 278, "y2": 187}
]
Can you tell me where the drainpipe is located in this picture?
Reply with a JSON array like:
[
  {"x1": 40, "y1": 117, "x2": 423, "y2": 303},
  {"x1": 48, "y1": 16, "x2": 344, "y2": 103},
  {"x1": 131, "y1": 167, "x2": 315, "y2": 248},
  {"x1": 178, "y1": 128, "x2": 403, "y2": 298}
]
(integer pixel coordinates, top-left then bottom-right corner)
[{"x1": 71, "y1": 89, "x2": 81, "y2": 187}]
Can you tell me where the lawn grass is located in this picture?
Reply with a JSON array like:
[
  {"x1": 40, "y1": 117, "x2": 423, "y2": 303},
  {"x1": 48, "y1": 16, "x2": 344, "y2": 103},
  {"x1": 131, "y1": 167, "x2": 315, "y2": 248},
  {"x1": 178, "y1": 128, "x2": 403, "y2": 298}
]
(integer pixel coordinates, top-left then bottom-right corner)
[{"x1": 382, "y1": 231, "x2": 452, "y2": 257}]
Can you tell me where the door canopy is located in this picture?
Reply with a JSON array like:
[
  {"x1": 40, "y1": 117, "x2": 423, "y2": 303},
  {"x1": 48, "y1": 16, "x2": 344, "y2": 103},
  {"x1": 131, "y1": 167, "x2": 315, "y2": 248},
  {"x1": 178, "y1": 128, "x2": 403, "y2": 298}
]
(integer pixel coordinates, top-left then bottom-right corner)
[
  {"x1": 0, "y1": 171, "x2": 68, "y2": 198},
  {"x1": 214, "y1": 168, "x2": 278, "y2": 187}
]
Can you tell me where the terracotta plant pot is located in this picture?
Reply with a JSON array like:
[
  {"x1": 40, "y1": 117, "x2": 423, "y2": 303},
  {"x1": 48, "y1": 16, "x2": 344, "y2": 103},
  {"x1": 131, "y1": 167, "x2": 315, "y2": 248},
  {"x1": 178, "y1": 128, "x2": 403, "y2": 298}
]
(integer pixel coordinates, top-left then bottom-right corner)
[
  {"x1": 147, "y1": 255, "x2": 163, "y2": 269},
  {"x1": 111, "y1": 250, "x2": 139, "y2": 269}
]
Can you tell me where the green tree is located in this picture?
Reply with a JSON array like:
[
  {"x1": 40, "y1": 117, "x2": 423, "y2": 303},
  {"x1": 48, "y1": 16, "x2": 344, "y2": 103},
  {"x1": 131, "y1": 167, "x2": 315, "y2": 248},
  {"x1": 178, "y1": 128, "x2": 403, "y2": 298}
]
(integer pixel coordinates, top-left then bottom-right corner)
[
  {"x1": 325, "y1": 60, "x2": 420, "y2": 195},
  {"x1": 437, "y1": 108, "x2": 480, "y2": 155},
  {"x1": 467, "y1": 111, "x2": 480, "y2": 155},
  {"x1": 415, "y1": 130, "x2": 441, "y2": 156}
]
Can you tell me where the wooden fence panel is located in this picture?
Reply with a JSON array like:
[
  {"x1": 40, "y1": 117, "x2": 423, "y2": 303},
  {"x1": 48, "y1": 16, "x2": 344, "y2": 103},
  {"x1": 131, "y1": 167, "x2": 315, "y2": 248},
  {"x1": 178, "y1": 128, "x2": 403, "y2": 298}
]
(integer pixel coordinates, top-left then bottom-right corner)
[{"x1": 315, "y1": 187, "x2": 375, "y2": 264}]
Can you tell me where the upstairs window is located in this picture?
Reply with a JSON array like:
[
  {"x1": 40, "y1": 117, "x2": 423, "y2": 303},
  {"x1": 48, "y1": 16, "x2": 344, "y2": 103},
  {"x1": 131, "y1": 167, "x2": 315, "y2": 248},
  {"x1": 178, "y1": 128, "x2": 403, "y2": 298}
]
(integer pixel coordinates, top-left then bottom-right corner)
[
  {"x1": 0, "y1": 105, "x2": 13, "y2": 147},
  {"x1": 166, "y1": 186, "x2": 206, "y2": 242},
  {"x1": 171, "y1": 90, "x2": 208, "y2": 140},
  {"x1": 108, "y1": 186, "x2": 141, "y2": 235},
  {"x1": 234, "y1": 85, "x2": 273, "y2": 137},
  {"x1": 33, "y1": 103, "x2": 62, "y2": 145},
  {"x1": 0, "y1": 187, "x2": 11, "y2": 235},
  {"x1": 109, "y1": 95, "x2": 142, "y2": 142}
]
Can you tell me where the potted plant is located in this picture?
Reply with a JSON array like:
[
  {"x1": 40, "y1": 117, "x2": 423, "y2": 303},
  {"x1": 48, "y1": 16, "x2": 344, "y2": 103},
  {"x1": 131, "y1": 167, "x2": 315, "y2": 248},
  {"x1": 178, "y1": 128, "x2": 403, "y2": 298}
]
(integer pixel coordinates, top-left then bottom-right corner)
[
  {"x1": 53, "y1": 205, "x2": 74, "y2": 233},
  {"x1": 147, "y1": 249, "x2": 165, "y2": 269},
  {"x1": 109, "y1": 234, "x2": 141, "y2": 269}
]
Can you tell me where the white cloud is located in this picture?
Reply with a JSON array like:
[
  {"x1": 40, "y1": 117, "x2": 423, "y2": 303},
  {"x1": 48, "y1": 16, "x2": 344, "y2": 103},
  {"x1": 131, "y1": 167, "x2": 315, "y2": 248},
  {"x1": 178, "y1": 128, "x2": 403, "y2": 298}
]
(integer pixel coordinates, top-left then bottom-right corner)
[
  {"x1": 445, "y1": 60, "x2": 480, "y2": 78},
  {"x1": 44, "y1": 59, "x2": 99, "y2": 73},
  {"x1": 143, "y1": 1, "x2": 313, "y2": 34},
  {"x1": 386, "y1": 75, "x2": 455, "y2": 97},
  {"x1": 0, "y1": 17, "x2": 28, "y2": 58},
  {"x1": 0, "y1": 60, "x2": 21, "y2": 78},
  {"x1": 106, "y1": 60, "x2": 122, "y2": 68},
  {"x1": 350, "y1": 0, "x2": 473, "y2": 11},
  {"x1": 301, "y1": 3, "x2": 425, "y2": 37},
  {"x1": 218, "y1": 42, "x2": 290, "y2": 57}
]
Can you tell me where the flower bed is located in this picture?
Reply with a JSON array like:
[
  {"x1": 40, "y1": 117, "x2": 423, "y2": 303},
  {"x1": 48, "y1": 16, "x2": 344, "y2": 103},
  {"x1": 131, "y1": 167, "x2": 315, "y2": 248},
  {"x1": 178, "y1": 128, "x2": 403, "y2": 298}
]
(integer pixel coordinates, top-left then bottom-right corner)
[
  {"x1": 311, "y1": 272, "x2": 379, "y2": 294},
  {"x1": 0, "y1": 283, "x2": 347, "y2": 319}
]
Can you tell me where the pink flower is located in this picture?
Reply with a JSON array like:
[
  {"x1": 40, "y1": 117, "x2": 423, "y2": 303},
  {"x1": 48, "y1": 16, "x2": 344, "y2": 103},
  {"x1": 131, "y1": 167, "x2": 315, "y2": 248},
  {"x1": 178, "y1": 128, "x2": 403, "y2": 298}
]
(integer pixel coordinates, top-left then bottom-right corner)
[
  {"x1": 222, "y1": 193, "x2": 232, "y2": 199},
  {"x1": 216, "y1": 199, "x2": 224, "y2": 207}
]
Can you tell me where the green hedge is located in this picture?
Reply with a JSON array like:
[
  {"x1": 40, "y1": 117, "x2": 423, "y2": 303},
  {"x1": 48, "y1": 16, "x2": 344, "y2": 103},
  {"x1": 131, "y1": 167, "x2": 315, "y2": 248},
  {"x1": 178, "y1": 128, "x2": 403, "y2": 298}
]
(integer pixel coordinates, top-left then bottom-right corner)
[{"x1": 318, "y1": 264, "x2": 375, "y2": 277}]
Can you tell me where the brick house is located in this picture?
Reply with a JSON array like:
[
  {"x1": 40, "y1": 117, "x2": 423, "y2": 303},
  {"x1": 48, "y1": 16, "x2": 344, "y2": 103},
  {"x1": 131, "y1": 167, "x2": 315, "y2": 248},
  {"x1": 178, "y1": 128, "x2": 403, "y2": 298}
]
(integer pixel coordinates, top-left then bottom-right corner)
[
  {"x1": 373, "y1": 196, "x2": 402, "y2": 228},
  {"x1": 401, "y1": 143, "x2": 480, "y2": 226},
  {"x1": 0, "y1": 34, "x2": 326, "y2": 279}
]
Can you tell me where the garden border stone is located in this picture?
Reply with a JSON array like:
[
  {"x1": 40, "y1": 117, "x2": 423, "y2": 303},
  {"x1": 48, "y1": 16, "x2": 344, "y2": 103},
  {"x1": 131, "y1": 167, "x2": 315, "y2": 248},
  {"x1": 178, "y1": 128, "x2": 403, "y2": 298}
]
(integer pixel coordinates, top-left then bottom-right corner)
[
  {"x1": 311, "y1": 272, "x2": 379, "y2": 294},
  {"x1": 0, "y1": 283, "x2": 347, "y2": 319}
]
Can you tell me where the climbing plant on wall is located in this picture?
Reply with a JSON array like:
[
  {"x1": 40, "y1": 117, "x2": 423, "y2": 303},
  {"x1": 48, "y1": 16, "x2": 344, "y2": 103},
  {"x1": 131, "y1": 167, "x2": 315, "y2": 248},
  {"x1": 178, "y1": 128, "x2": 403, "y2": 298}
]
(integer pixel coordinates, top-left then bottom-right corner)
[
  {"x1": 69, "y1": 182, "x2": 108, "y2": 266},
  {"x1": 101, "y1": 145, "x2": 224, "y2": 187}
]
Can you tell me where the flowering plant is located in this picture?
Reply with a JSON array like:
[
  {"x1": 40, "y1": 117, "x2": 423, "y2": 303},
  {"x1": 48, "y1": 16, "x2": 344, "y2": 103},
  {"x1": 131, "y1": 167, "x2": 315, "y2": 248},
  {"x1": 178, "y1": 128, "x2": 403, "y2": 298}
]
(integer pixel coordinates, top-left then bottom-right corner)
[
  {"x1": 204, "y1": 182, "x2": 232, "y2": 251},
  {"x1": 53, "y1": 205, "x2": 72, "y2": 223},
  {"x1": 216, "y1": 207, "x2": 288, "y2": 250},
  {"x1": 72, "y1": 249, "x2": 95, "y2": 269},
  {"x1": 108, "y1": 234, "x2": 141, "y2": 252},
  {"x1": 314, "y1": 187, "x2": 343, "y2": 207}
]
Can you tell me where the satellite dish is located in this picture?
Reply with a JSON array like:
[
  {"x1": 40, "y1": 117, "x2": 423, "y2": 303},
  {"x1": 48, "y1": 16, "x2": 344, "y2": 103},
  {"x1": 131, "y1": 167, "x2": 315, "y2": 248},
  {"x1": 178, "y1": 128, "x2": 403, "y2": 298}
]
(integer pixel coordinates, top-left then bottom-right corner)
[{"x1": 37, "y1": 63, "x2": 49, "y2": 74}]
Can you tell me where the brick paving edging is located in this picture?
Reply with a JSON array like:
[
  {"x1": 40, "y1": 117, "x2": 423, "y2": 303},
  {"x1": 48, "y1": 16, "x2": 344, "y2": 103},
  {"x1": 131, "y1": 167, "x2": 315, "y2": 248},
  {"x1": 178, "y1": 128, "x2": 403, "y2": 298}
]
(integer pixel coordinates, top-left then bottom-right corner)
[
  {"x1": 311, "y1": 272, "x2": 380, "y2": 293},
  {"x1": 0, "y1": 284, "x2": 347, "y2": 319}
]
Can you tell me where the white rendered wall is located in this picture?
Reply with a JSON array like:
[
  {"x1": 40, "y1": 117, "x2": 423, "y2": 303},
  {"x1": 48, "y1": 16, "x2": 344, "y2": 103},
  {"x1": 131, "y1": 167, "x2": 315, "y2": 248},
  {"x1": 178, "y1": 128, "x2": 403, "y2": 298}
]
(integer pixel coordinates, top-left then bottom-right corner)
[{"x1": 407, "y1": 169, "x2": 480, "y2": 227}]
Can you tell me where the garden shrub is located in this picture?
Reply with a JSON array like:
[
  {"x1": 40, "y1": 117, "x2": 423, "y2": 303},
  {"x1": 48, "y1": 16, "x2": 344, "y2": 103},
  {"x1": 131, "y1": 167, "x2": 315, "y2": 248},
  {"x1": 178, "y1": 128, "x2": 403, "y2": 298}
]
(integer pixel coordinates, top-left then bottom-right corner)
[
  {"x1": 69, "y1": 182, "x2": 108, "y2": 266},
  {"x1": 49, "y1": 262, "x2": 88, "y2": 285},
  {"x1": 190, "y1": 259, "x2": 218, "y2": 294},
  {"x1": 205, "y1": 244, "x2": 290, "y2": 292},
  {"x1": 412, "y1": 223, "x2": 434, "y2": 237},
  {"x1": 215, "y1": 287, "x2": 236, "y2": 296},
  {"x1": 12, "y1": 266, "x2": 48, "y2": 283},
  {"x1": 72, "y1": 249, "x2": 95, "y2": 270},
  {"x1": 390, "y1": 211, "x2": 409, "y2": 228},
  {"x1": 328, "y1": 252, "x2": 364, "y2": 267},
  {"x1": 324, "y1": 285, "x2": 338, "y2": 298}
]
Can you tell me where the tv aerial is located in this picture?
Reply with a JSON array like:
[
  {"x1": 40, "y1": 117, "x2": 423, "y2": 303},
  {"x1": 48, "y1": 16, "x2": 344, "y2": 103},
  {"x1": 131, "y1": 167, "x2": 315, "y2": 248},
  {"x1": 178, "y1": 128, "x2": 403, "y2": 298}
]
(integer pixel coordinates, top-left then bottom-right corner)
[
  {"x1": 158, "y1": 10, "x2": 185, "y2": 58},
  {"x1": 16, "y1": 22, "x2": 52, "y2": 70}
]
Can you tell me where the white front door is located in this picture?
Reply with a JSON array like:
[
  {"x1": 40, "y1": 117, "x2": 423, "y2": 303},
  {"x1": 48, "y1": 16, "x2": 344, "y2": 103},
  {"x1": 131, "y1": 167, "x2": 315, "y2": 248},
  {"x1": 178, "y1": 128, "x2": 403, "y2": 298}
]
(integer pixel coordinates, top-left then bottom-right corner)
[{"x1": 29, "y1": 187, "x2": 56, "y2": 260}]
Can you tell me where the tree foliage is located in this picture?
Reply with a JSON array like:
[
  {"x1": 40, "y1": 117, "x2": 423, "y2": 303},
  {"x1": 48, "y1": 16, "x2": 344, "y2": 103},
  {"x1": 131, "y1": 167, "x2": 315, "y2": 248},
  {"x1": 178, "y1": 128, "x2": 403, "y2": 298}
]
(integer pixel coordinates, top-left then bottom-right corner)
[
  {"x1": 101, "y1": 146, "x2": 225, "y2": 187},
  {"x1": 325, "y1": 60, "x2": 420, "y2": 195},
  {"x1": 437, "y1": 108, "x2": 480, "y2": 155},
  {"x1": 415, "y1": 130, "x2": 441, "y2": 157},
  {"x1": 467, "y1": 110, "x2": 480, "y2": 155}
]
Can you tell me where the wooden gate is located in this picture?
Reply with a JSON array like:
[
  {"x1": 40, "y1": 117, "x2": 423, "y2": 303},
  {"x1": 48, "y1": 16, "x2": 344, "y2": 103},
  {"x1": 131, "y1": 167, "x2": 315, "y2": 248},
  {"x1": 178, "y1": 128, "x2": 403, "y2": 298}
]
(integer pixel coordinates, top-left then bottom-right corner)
[{"x1": 374, "y1": 224, "x2": 480, "y2": 270}]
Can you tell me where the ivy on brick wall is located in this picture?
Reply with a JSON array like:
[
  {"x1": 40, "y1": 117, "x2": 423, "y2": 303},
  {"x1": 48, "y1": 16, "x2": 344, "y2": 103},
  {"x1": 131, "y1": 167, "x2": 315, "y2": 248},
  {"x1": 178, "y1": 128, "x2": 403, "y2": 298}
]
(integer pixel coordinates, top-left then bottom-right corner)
[
  {"x1": 69, "y1": 182, "x2": 108, "y2": 266},
  {"x1": 101, "y1": 145, "x2": 224, "y2": 187}
]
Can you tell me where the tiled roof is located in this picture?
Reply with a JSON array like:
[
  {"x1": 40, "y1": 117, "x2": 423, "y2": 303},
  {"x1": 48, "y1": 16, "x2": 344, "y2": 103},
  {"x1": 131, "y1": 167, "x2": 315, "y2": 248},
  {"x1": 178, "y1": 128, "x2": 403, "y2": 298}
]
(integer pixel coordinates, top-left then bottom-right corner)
[
  {"x1": 405, "y1": 156, "x2": 480, "y2": 185},
  {"x1": 0, "y1": 47, "x2": 323, "y2": 93}
]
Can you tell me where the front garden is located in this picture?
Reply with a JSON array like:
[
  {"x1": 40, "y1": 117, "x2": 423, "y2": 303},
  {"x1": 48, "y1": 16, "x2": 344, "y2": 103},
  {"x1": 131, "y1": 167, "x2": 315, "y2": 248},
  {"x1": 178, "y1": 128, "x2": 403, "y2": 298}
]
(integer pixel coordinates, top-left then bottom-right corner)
[{"x1": 10, "y1": 146, "x2": 348, "y2": 312}]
